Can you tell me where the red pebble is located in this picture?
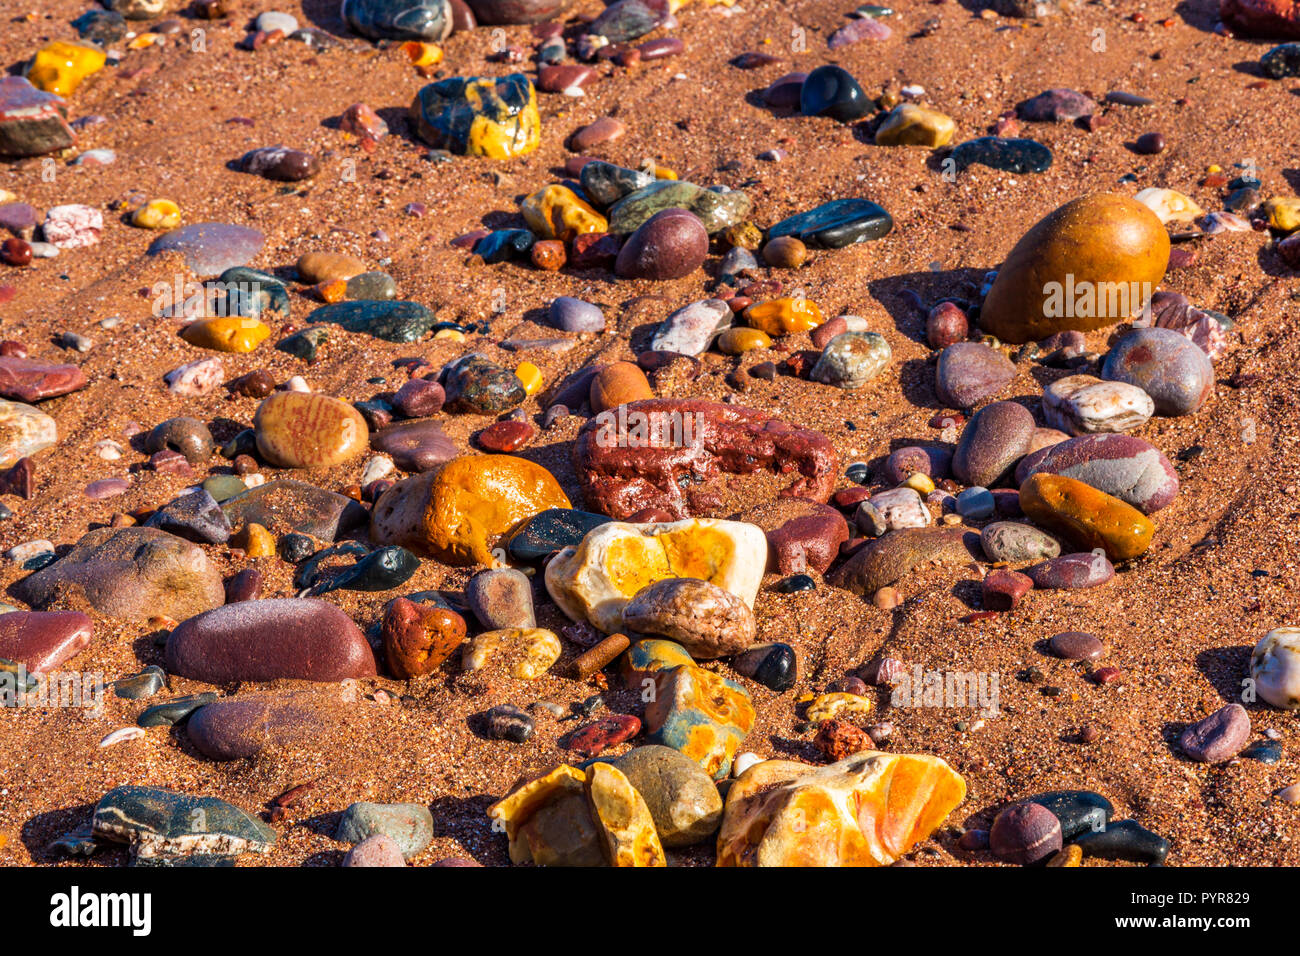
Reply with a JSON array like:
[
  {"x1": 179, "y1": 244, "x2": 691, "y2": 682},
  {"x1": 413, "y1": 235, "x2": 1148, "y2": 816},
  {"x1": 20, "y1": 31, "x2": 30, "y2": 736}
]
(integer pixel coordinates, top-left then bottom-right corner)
[
  {"x1": 476, "y1": 419, "x2": 535, "y2": 453},
  {"x1": 562, "y1": 714, "x2": 641, "y2": 757},
  {"x1": 982, "y1": 569, "x2": 1033, "y2": 611},
  {"x1": 0, "y1": 340, "x2": 27, "y2": 358},
  {"x1": 1, "y1": 238, "x2": 33, "y2": 266}
]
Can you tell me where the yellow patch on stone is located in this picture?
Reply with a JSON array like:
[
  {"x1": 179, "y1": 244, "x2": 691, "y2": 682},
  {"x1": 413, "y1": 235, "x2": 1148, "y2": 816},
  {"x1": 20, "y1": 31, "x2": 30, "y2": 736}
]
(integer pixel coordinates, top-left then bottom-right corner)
[
  {"x1": 521, "y1": 184, "x2": 607, "y2": 241},
  {"x1": 743, "y1": 297, "x2": 825, "y2": 336},
  {"x1": 181, "y1": 315, "x2": 271, "y2": 353},
  {"x1": 27, "y1": 41, "x2": 105, "y2": 97},
  {"x1": 462, "y1": 627, "x2": 561, "y2": 679}
]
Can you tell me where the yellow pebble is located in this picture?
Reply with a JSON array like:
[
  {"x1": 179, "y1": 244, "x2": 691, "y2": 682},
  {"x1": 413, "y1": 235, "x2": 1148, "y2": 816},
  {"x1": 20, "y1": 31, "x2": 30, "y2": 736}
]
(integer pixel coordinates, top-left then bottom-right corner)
[
  {"x1": 401, "y1": 41, "x2": 443, "y2": 71},
  {"x1": 1262, "y1": 196, "x2": 1300, "y2": 233},
  {"x1": 806, "y1": 692, "x2": 873, "y2": 722},
  {"x1": 433, "y1": 328, "x2": 465, "y2": 341},
  {"x1": 241, "y1": 522, "x2": 275, "y2": 558},
  {"x1": 903, "y1": 473, "x2": 935, "y2": 495},
  {"x1": 514, "y1": 361, "x2": 543, "y2": 396},
  {"x1": 653, "y1": 166, "x2": 678, "y2": 180},
  {"x1": 180, "y1": 315, "x2": 271, "y2": 353},
  {"x1": 1047, "y1": 844, "x2": 1083, "y2": 867},
  {"x1": 743, "y1": 297, "x2": 825, "y2": 336},
  {"x1": 1207, "y1": 164, "x2": 1222, "y2": 173},
  {"x1": 716, "y1": 327, "x2": 771, "y2": 355},
  {"x1": 131, "y1": 199, "x2": 181, "y2": 230},
  {"x1": 127, "y1": 33, "x2": 161, "y2": 50},
  {"x1": 520, "y1": 184, "x2": 607, "y2": 241},
  {"x1": 27, "y1": 41, "x2": 106, "y2": 97}
]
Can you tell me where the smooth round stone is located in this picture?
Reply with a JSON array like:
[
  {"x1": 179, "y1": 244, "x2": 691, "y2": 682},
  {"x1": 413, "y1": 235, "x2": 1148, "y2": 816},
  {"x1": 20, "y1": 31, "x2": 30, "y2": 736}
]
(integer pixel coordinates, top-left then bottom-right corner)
[
  {"x1": 309, "y1": 545, "x2": 419, "y2": 595},
  {"x1": 1178, "y1": 703, "x2": 1250, "y2": 763},
  {"x1": 651, "y1": 299, "x2": 731, "y2": 355},
  {"x1": 507, "y1": 508, "x2": 610, "y2": 562},
  {"x1": 1014, "y1": 433, "x2": 1178, "y2": 514},
  {"x1": 981, "y1": 521, "x2": 1060, "y2": 562},
  {"x1": 935, "y1": 342, "x2": 1014, "y2": 408},
  {"x1": 224, "y1": 568, "x2": 262, "y2": 603},
  {"x1": 476, "y1": 420, "x2": 534, "y2": 452},
  {"x1": 1017, "y1": 88, "x2": 1096, "y2": 122},
  {"x1": 256, "y1": 11, "x2": 300, "y2": 33},
  {"x1": 717, "y1": 328, "x2": 771, "y2": 355},
  {"x1": 800, "y1": 64, "x2": 871, "y2": 121},
  {"x1": 473, "y1": 229, "x2": 534, "y2": 263},
  {"x1": 0, "y1": 610, "x2": 92, "y2": 674},
  {"x1": 950, "y1": 137, "x2": 1052, "y2": 174},
  {"x1": 1101, "y1": 327, "x2": 1213, "y2": 417},
  {"x1": 622, "y1": 578, "x2": 756, "y2": 659},
  {"x1": 165, "y1": 598, "x2": 377, "y2": 683},
  {"x1": 1019, "y1": 473, "x2": 1153, "y2": 561},
  {"x1": 732, "y1": 642, "x2": 797, "y2": 691},
  {"x1": 990, "y1": 802, "x2": 1062, "y2": 865},
  {"x1": 550, "y1": 296, "x2": 605, "y2": 333},
  {"x1": 342, "y1": 0, "x2": 453, "y2": 39},
  {"x1": 254, "y1": 392, "x2": 368, "y2": 469},
  {"x1": 874, "y1": 103, "x2": 953, "y2": 147},
  {"x1": 73, "y1": 9, "x2": 127, "y2": 45},
  {"x1": 13, "y1": 526, "x2": 224, "y2": 622},
  {"x1": 370, "y1": 419, "x2": 458, "y2": 472},
  {"x1": 615, "y1": 208, "x2": 708, "y2": 280},
  {"x1": 483, "y1": 703, "x2": 534, "y2": 742},
  {"x1": 978, "y1": 194, "x2": 1168, "y2": 343},
  {"x1": 444, "y1": 354, "x2": 527, "y2": 414},
  {"x1": 885, "y1": 445, "x2": 952, "y2": 483},
  {"x1": 148, "y1": 223, "x2": 265, "y2": 277},
  {"x1": 1048, "y1": 630, "x2": 1104, "y2": 661},
  {"x1": 955, "y1": 486, "x2": 994, "y2": 519},
  {"x1": 345, "y1": 271, "x2": 397, "y2": 301},
  {"x1": 810, "y1": 332, "x2": 891, "y2": 389},
  {"x1": 1025, "y1": 552, "x2": 1114, "y2": 589},
  {"x1": 570, "y1": 116, "x2": 626, "y2": 152},
  {"x1": 392, "y1": 378, "x2": 445, "y2": 418},
  {"x1": 382, "y1": 598, "x2": 466, "y2": 677},
  {"x1": 1042, "y1": 374, "x2": 1154, "y2": 435},
  {"x1": 146, "y1": 416, "x2": 213, "y2": 464},
  {"x1": 766, "y1": 198, "x2": 892, "y2": 249},
  {"x1": 0, "y1": 399, "x2": 55, "y2": 467},
  {"x1": 763, "y1": 72, "x2": 808, "y2": 109},
  {"x1": 336, "y1": 801, "x2": 434, "y2": 858},
  {"x1": 466, "y1": 567, "x2": 535, "y2": 629},
  {"x1": 1251, "y1": 627, "x2": 1300, "y2": 710},
  {"x1": 609, "y1": 745, "x2": 723, "y2": 847},
  {"x1": 953, "y1": 401, "x2": 1035, "y2": 487},
  {"x1": 187, "y1": 691, "x2": 331, "y2": 760},
  {"x1": 343, "y1": 834, "x2": 407, "y2": 867},
  {"x1": 926, "y1": 302, "x2": 968, "y2": 348}
]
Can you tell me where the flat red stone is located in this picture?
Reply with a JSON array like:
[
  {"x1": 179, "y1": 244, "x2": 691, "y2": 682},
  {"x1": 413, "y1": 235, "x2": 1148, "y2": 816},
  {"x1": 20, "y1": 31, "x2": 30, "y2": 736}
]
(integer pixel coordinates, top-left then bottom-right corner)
[
  {"x1": 0, "y1": 610, "x2": 93, "y2": 674},
  {"x1": 0, "y1": 356, "x2": 88, "y2": 402},
  {"x1": 476, "y1": 420, "x2": 535, "y2": 453}
]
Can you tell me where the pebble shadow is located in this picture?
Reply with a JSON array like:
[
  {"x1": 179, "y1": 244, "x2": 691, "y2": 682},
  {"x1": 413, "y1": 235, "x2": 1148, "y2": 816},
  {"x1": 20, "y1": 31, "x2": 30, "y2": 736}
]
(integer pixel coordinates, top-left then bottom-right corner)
[{"x1": 1194, "y1": 645, "x2": 1253, "y2": 703}]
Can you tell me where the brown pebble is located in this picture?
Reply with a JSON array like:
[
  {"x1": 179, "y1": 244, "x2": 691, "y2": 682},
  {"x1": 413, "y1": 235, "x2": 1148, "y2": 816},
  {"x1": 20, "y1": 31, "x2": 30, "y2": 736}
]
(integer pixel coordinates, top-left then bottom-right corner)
[{"x1": 573, "y1": 632, "x2": 631, "y2": 679}]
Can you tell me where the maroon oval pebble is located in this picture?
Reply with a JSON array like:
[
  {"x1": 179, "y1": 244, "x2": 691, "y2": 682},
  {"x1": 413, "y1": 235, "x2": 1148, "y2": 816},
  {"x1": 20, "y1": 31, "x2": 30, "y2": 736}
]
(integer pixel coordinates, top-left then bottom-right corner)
[
  {"x1": 187, "y1": 691, "x2": 334, "y2": 760},
  {"x1": 927, "y1": 302, "x2": 969, "y2": 349},
  {"x1": 1048, "y1": 631, "x2": 1104, "y2": 660},
  {"x1": 476, "y1": 419, "x2": 535, "y2": 452},
  {"x1": 615, "y1": 208, "x2": 708, "y2": 281},
  {"x1": 391, "y1": 377, "x2": 445, "y2": 418},
  {"x1": 84, "y1": 477, "x2": 130, "y2": 500},
  {"x1": 990, "y1": 801, "x2": 1062, "y2": 865},
  {"x1": 164, "y1": 597, "x2": 376, "y2": 683},
  {"x1": 1025, "y1": 552, "x2": 1114, "y2": 590}
]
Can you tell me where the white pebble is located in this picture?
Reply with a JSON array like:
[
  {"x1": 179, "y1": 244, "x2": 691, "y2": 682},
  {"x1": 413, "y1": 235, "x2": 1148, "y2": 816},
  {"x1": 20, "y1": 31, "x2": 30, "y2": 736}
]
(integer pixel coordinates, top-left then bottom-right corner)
[
  {"x1": 1251, "y1": 627, "x2": 1300, "y2": 710},
  {"x1": 244, "y1": 473, "x2": 266, "y2": 488},
  {"x1": 361, "y1": 456, "x2": 393, "y2": 485},
  {"x1": 285, "y1": 376, "x2": 310, "y2": 393},
  {"x1": 732, "y1": 751, "x2": 763, "y2": 777},
  {"x1": 6, "y1": 540, "x2": 54, "y2": 564},
  {"x1": 99, "y1": 727, "x2": 146, "y2": 748},
  {"x1": 93, "y1": 439, "x2": 123, "y2": 460},
  {"x1": 1275, "y1": 783, "x2": 1300, "y2": 806}
]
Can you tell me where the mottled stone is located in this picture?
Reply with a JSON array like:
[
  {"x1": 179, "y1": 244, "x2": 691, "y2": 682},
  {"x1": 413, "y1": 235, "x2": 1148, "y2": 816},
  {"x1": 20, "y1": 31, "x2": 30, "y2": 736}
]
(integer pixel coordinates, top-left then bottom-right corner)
[
  {"x1": 342, "y1": 0, "x2": 453, "y2": 40},
  {"x1": 1014, "y1": 433, "x2": 1178, "y2": 514},
  {"x1": 651, "y1": 299, "x2": 731, "y2": 355},
  {"x1": 766, "y1": 198, "x2": 892, "y2": 249},
  {"x1": 371, "y1": 419, "x2": 458, "y2": 472},
  {"x1": 980, "y1": 521, "x2": 1061, "y2": 563},
  {"x1": 811, "y1": 332, "x2": 891, "y2": 389},
  {"x1": 622, "y1": 578, "x2": 756, "y2": 658},
  {"x1": 221, "y1": 479, "x2": 367, "y2": 541},
  {"x1": 1101, "y1": 327, "x2": 1213, "y2": 417},
  {"x1": 410, "y1": 73, "x2": 539, "y2": 158},
  {"x1": 188, "y1": 691, "x2": 335, "y2": 760},
  {"x1": 1025, "y1": 551, "x2": 1114, "y2": 589},
  {"x1": 147, "y1": 223, "x2": 265, "y2": 278},
  {"x1": 308, "y1": 300, "x2": 438, "y2": 343},
  {"x1": 1043, "y1": 374, "x2": 1154, "y2": 435},
  {"x1": 950, "y1": 136, "x2": 1052, "y2": 174},
  {"x1": 1020, "y1": 473, "x2": 1154, "y2": 561},
  {"x1": 13, "y1": 527, "x2": 224, "y2": 621},
  {"x1": 93, "y1": 786, "x2": 275, "y2": 863},
  {"x1": 336, "y1": 801, "x2": 434, "y2": 858},
  {"x1": 609, "y1": 745, "x2": 723, "y2": 847},
  {"x1": 0, "y1": 399, "x2": 56, "y2": 468},
  {"x1": 0, "y1": 357, "x2": 88, "y2": 402},
  {"x1": 829, "y1": 527, "x2": 982, "y2": 596}
]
